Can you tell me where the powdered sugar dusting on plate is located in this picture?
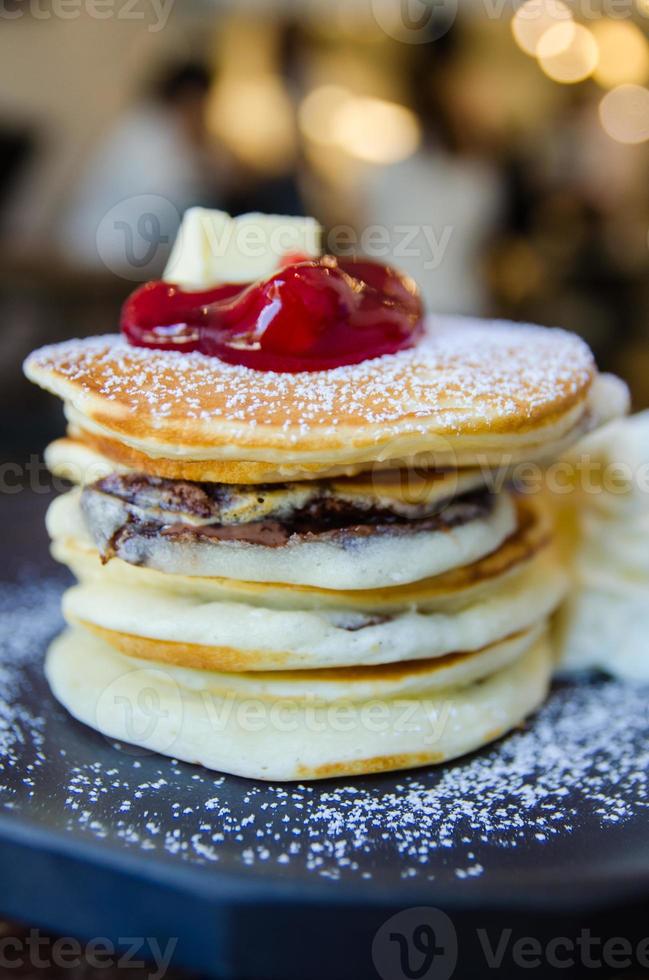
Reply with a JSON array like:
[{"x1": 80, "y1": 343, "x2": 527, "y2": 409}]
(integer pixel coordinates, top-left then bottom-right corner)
[{"x1": 1, "y1": 578, "x2": 648, "y2": 885}]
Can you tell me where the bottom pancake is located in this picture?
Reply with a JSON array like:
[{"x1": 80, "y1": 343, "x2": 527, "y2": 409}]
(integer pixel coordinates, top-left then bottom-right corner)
[{"x1": 45, "y1": 628, "x2": 553, "y2": 781}]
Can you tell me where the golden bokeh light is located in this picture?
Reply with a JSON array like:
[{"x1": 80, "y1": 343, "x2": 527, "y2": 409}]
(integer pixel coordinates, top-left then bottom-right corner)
[
  {"x1": 511, "y1": 0, "x2": 573, "y2": 56},
  {"x1": 209, "y1": 75, "x2": 296, "y2": 174},
  {"x1": 536, "y1": 20, "x2": 577, "y2": 58},
  {"x1": 298, "y1": 86, "x2": 351, "y2": 146},
  {"x1": 331, "y1": 97, "x2": 421, "y2": 164},
  {"x1": 537, "y1": 22, "x2": 599, "y2": 83},
  {"x1": 599, "y1": 83, "x2": 649, "y2": 143},
  {"x1": 592, "y1": 20, "x2": 649, "y2": 88}
]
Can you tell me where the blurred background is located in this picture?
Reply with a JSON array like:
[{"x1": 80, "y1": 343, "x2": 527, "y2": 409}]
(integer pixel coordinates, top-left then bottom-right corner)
[{"x1": 2, "y1": 0, "x2": 649, "y2": 460}]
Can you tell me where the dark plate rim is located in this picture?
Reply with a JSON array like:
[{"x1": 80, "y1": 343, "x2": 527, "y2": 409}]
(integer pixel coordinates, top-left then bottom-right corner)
[{"x1": 2, "y1": 808, "x2": 649, "y2": 914}]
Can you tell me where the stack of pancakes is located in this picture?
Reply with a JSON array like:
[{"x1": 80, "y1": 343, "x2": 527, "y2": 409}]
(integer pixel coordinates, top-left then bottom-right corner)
[{"x1": 24, "y1": 316, "x2": 626, "y2": 779}]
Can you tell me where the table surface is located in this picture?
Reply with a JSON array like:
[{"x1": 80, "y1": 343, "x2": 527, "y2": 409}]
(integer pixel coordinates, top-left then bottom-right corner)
[{"x1": 2, "y1": 484, "x2": 649, "y2": 979}]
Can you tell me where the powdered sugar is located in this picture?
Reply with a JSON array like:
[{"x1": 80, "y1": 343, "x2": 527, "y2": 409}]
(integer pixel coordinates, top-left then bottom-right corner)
[
  {"x1": 24, "y1": 318, "x2": 594, "y2": 435},
  {"x1": 1, "y1": 577, "x2": 648, "y2": 887}
]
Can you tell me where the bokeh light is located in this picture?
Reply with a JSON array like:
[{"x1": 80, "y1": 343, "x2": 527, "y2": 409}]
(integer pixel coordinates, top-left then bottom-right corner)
[
  {"x1": 209, "y1": 75, "x2": 295, "y2": 173},
  {"x1": 537, "y1": 22, "x2": 599, "y2": 83},
  {"x1": 511, "y1": 0, "x2": 573, "y2": 56},
  {"x1": 599, "y1": 83, "x2": 649, "y2": 143},
  {"x1": 298, "y1": 85, "x2": 351, "y2": 146},
  {"x1": 536, "y1": 20, "x2": 577, "y2": 58},
  {"x1": 592, "y1": 20, "x2": 649, "y2": 88},
  {"x1": 331, "y1": 97, "x2": 421, "y2": 164}
]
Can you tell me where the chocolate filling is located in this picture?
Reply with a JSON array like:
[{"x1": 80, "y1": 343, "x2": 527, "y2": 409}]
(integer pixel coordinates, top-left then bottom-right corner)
[
  {"x1": 82, "y1": 472, "x2": 496, "y2": 558},
  {"x1": 155, "y1": 497, "x2": 493, "y2": 546},
  {"x1": 92, "y1": 472, "x2": 253, "y2": 521}
]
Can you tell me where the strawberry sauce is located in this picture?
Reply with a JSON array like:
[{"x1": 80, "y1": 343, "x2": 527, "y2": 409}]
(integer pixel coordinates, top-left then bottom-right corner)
[{"x1": 120, "y1": 256, "x2": 423, "y2": 373}]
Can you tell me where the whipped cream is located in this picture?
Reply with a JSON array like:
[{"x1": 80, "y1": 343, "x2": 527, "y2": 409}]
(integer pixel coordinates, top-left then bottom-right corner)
[{"x1": 554, "y1": 410, "x2": 649, "y2": 681}]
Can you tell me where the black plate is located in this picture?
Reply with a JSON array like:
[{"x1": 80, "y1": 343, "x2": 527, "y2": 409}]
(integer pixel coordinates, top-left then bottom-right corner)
[{"x1": 2, "y1": 487, "x2": 649, "y2": 979}]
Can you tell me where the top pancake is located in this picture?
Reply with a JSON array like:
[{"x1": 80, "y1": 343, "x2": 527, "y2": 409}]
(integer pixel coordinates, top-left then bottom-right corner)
[{"x1": 24, "y1": 316, "x2": 604, "y2": 479}]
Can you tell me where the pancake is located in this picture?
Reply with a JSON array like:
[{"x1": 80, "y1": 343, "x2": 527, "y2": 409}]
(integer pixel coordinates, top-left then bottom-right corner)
[
  {"x1": 55, "y1": 370, "x2": 627, "y2": 484},
  {"x1": 44, "y1": 434, "x2": 491, "y2": 506},
  {"x1": 62, "y1": 549, "x2": 565, "y2": 670},
  {"x1": 23, "y1": 318, "x2": 611, "y2": 481},
  {"x1": 23, "y1": 211, "x2": 633, "y2": 781},
  {"x1": 81, "y1": 469, "x2": 490, "y2": 530},
  {"x1": 51, "y1": 484, "x2": 516, "y2": 590},
  {"x1": 44, "y1": 436, "x2": 124, "y2": 484},
  {"x1": 45, "y1": 627, "x2": 553, "y2": 780},
  {"x1": 49, "y1": 494, "x2": 552, "y2": 614},
  {"x1": 52, "y1": 430, "x2": 404, "y2": 485},
  {"x1": 74, "y1": 627, "x2": 543, "y2": 701}
]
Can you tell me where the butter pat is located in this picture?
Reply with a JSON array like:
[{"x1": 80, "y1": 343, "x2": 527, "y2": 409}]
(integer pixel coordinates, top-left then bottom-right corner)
[{"x1": 164, "y1": 208, "x2": 322, "y2": 288}]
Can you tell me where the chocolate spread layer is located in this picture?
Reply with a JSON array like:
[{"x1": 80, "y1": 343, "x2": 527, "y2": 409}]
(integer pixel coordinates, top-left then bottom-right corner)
[
  {"x1": 81, "y1": 472, "x2": 495, "y2": 558},
  {"x1": 157, "y1": 497, "x2": 491, "y2": 547},
  {"x1": 92, "y1": 473, "x2": 258, "y2": 521},
  {"x1": 90, "y1": 472, "x2": 431, "y2": 525}
]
